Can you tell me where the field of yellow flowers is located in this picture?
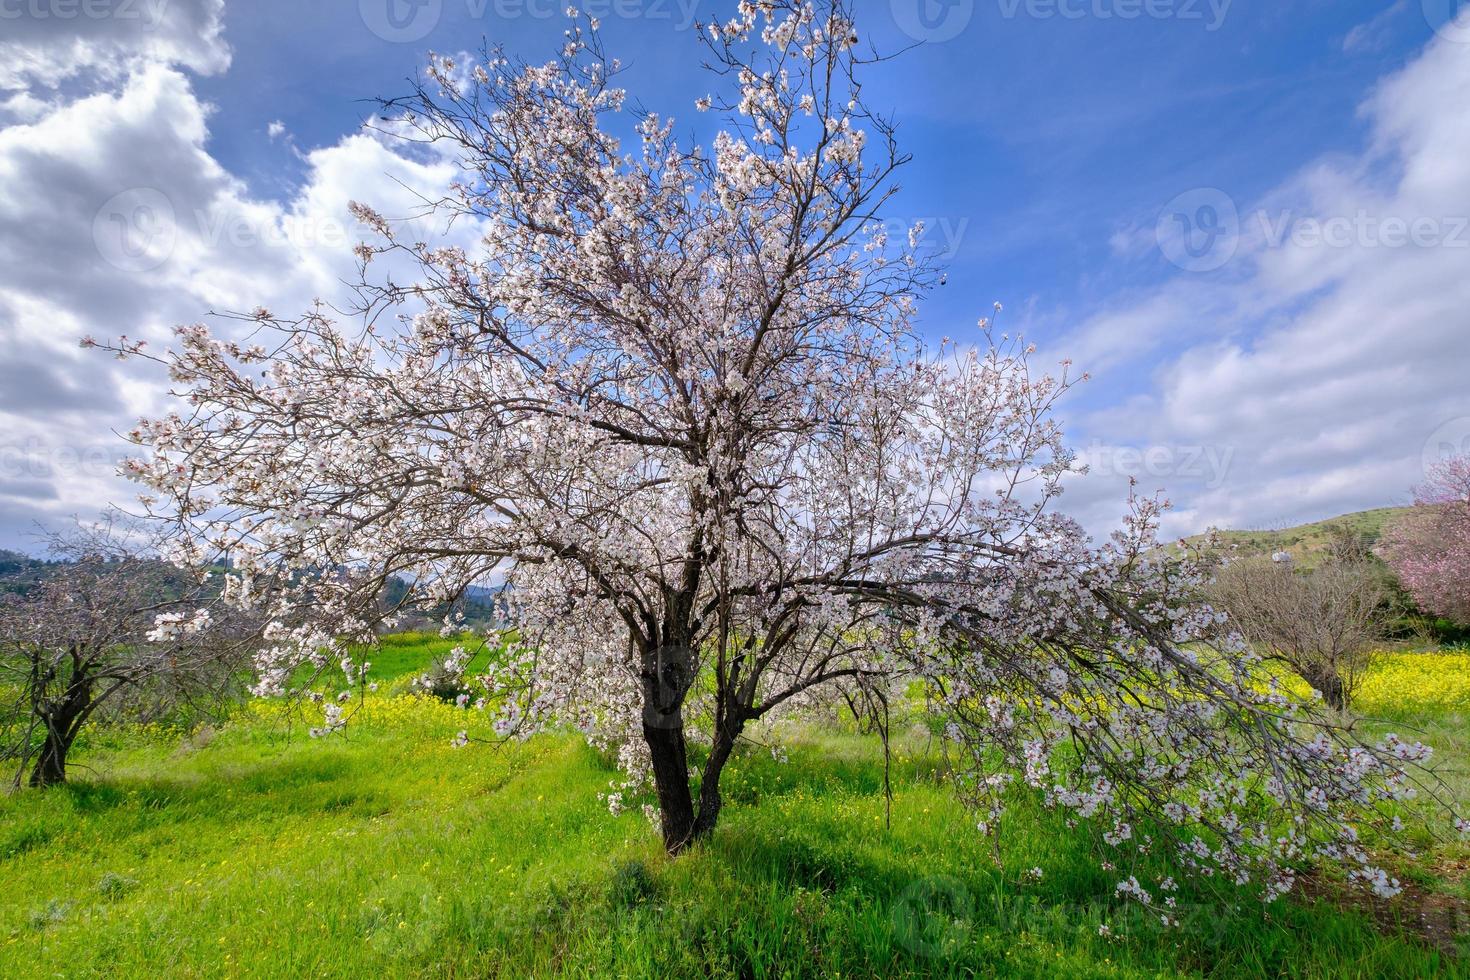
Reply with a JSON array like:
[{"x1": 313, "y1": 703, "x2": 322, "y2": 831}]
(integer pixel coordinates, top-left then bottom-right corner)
[{"x1": 1353, "y1": 653, "x2": 1470, "y2": 715}]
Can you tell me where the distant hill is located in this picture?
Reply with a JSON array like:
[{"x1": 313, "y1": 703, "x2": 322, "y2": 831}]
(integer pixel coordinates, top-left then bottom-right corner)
[
  {"x1": 464, "y1": 583, "x2": 505, "y2": 604},
  {"x1": 1, "y1": 550, "x2": 503, "y2": 625},
  {"x1": 0, "y1": 549, "x2": 56, "y2": 595},
  {"x1": 379, "y1": 576, "x2": 503, "y2": 627},
  {"x1": 1182, "y1": 506, "x2": 1414, "y2": 569}
]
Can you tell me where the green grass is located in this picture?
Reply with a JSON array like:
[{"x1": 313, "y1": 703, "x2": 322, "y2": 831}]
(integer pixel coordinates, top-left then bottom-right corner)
[
  {"x1": 284, "y1": 631, "x2": 502, "y2": 696},
  {"x1": 3, "y1": 644, "x2": 1469, "y2": 977},
  {"x1": 356, "y1": 630, "x2": 500, "y2": 684}
]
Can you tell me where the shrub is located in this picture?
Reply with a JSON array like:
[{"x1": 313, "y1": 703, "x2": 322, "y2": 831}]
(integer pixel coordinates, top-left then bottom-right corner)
[{"x1": 1211, "y1": 555, "x2": 1383, "y2": 710}]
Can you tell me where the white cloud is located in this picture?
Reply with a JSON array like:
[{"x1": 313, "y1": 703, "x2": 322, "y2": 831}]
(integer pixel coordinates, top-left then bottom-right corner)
[
  {"x1": 1342, "y1": 0, "x2": 1407, "y2": 54},
  {"x1": 0, "y1": 90, "x2": 50, "y2": 123},
  {"x1": 1059, "y1": 20, "x2": 1470, "y2": 540},
  {"x1": 0, "y1": 0, "x2": 230, "y2": 90},
  {"x1": 0, "y1": 20, "x2": 465, "y2": 548}
]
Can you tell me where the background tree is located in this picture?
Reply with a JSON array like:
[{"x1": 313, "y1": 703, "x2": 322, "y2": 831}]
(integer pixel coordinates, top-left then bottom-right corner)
[
  {"x1": 0, "y1": 519, "x2": 254, "y2": 788},
  {"x1": 100, "y1": 2, "x2": 1455, "y2": 903},
  {"x1": 1209, "y1": 552, "x2": 1384, "y2": 711},
  {"x1": 1381, "y1": 454, "x2": 1470, "y2": 628}
]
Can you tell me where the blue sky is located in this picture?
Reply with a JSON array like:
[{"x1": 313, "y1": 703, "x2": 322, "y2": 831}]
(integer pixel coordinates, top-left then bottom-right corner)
[
  {"x1": 203, "y1": 1, "x2": 1434, "y2": 326},
  {"x1": 1, "y1": 0, "x2": 1468, "y2": 549},
  {"x1": 194, "y1": 1, "x2": 1434, "y2": 310}
]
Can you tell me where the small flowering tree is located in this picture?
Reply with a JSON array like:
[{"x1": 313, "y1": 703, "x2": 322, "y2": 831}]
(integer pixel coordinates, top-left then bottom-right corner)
[
  {"x1": 1381, "y1": 455, "x2": 1470, "y2": 627},
  {"x1": 0, "y1": 518, "x2": 252, "y2": 788},
  {"x1": 102, "y1": 2, "x2": 1456, "y2": 903}
]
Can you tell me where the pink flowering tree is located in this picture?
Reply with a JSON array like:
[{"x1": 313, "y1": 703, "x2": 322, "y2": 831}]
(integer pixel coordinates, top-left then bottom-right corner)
[
  {"x1": 100, "y1": 2, "x2": 1456, "y2": 904},
  {"x1": 1381, "y1": 454, "x2": 1470, "y2": 626}
]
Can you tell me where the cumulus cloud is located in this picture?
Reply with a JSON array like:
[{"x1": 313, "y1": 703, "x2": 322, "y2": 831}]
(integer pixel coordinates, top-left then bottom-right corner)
[
  {"x1": 0, "y1": 0, "x2": 230, "y2": 90},
  {"x1": 0, "y1": 12, "x2": 465, "y2": 548},
  {"x1": 1059, "y1": 20, "x2": 1470, "y2": 540}
]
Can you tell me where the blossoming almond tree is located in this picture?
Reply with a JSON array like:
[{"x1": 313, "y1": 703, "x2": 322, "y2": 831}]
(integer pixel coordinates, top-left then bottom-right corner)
[
  {"x1": 1381, "y1": 454, "x2": 1470, "y2": 627},
  {"x1": 0, "y1": 517, "x2": 256, "y2": 788},
  {"x1": 100, "y1": 2, "x2": 1458, "y2": 905}
]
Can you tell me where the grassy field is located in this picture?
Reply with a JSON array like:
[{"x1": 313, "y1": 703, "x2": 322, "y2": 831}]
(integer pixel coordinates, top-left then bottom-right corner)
[{"x1": 3, "y1": 642, "x2": 1470, "y2": 977}]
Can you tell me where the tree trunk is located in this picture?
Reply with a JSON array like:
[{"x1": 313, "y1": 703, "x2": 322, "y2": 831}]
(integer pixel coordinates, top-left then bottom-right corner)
[
  {"x1": 644, "y1": 720, "x2": 697, "y2": 854},
  {"x1": 1308, "y1": 669, "x2": 1348, "y2": 712},
  {"x1": 641, "y1": 638, "x2": 700, "y2": 854},
  {"x1": 691, "y1": 717, "x2": 742, "y2": 842},
  {"x1": 643, "y1": 715, "x2": 744, "y2": 853},
  {"x1": 29, "y1": 727, "x2": 71, "y2": 788},
  {"x1": 29, "y1": 677, "x2": 92, "y2": 789}
]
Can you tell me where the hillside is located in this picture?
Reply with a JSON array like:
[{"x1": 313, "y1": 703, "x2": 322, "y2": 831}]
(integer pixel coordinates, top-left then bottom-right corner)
[
  {"x1": 1183, "y1": 506, "x2": 1414, "y2": 569},
  {"x1": 0, "y1": 549, "x2": 54, "y2": 595}
]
